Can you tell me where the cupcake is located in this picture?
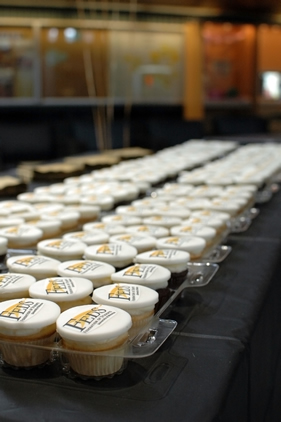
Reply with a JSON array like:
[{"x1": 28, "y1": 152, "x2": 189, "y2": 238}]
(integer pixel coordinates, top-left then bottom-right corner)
[
  {"x1": 37, "y1": 238, "x2": 87, "y2": 262},
  {"x1": 63, "y1": 230, "x2": 109, "y2": 246},
  {"x1": 83, "y1": 222, "x2": 126, "y2": 236},
  {"x1": 65, "y1": 204, "x2": 100, "y2": 225},
  {"x1": 84, "y1": 243, "x2": 138, "y2": 269},
  {"x1": 92, "y1": 283, "x2": 158, "y2": 338},
  {"x1": 155, "y1": 236, "x2": 206, "y2": 260},
  {"x1": 26, "y1": 219, "x2": 62, "y2": 240},
  {"x1": 0, "y1": 225, "x2": 43, "y2": 249},
  {"x1": 41, "y1": 209, "x2": 80, "y2": 231},
  {"x1": 57, "y1": 260, "x2": 115, "y2": 288},
  {"x1": 0, "y1": 298, "x2": 60, "y2": 367},
  {"x1": 170, "y1": 224, "x2": 217, "y2": 247},
  {"x1": 125, "y1": 224, "x2": 170, "y2": 239},
  {"x1": 0, "y1": 273, "x2": 36, "y2": 301},
  {"x1": 29, "y1": 277, "x2": 93, "y2": 312},
  {"x1": 109, "y1": 233, "x2": 157, "y2": 253},
  {"x1": 56, "y1": 304, "x2": 132, "y2": 378},
  {"x1": 134, "y1": 249, "x2": 190, "y2": 288},
  {"x1": 6, "y1": 255, "x2": 61, "y2": 280},
  {"x1": 101, "y1": 214, "x2": 142, "y2": 227}
]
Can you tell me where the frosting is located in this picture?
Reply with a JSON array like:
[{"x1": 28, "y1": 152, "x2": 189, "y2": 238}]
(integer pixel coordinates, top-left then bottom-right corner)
[
  {"x1": 155, "y1": 236, "x2": 206, "y2": 257},
  {"x1": 56, "y1": 304, "x2": 132, "y2": 343},
  {"x1": 0, "y1": 273, "x2": 36, "y2": 294},
  {"x1": 29, "y1": 277, "x2": 93, "y2": 302},
  {"x1": 57, "y1": 260, "x2": 115, "y2": 287},
  {"x1": 6, "y1": 255, "x2": 60, "y2": 279},
  {"x1": 0, "y1": 298, "x2": 60, "y2": 336},
  {"x1": 84, "y1": 243, "x2": 138, "y2": 267},
  {"x1": 83, "y1": 222, "x2": 126, "y2": 235},
  {"x1": 111, "y1": 264, "x2": 170, "y2": 289},
  {"x1": 92, "y1": 283, "x2": 159, "y2": 314},
  {"x1": 170, "y1": 224, "x2": 217, "y2": 241},
  {"x1": 125, "y1": 224, "x2": 170, "y2": 239},
  {"x1": 134, "y1": 249, "x2": 190, "y2": 273},
  {"x1": 63, "y1": 231, "x2": 109, "y2": 245},
  {"x1": 37, "y1": 238, "x2": 86, "y2": 261},
  {"x1": 109, "y1": 234, "x2": 156, "y2": 253}
]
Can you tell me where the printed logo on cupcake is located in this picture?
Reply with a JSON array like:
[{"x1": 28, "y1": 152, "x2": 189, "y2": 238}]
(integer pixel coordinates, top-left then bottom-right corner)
[
  {"x1": 0, "y1": 299, "x2": 44, "y2": 321},
  {"x1": 65, "y1": 261, "x2": 103, "y2": 274},
  {"x1": 14, "y1": 256, "x2": 51, "y2": 268},
  {"x1": 108, "y1": 284, "x2": 140, "y2": 302},
  {"x1": 0, "y1": 274, "x2": 24, "y2": 288},
  {"x1": 45, "y1": 278, "x2": 76, "y2": 295},
  {"x1": 63, "y1": 305, "x2": 116, "y2": 333}
]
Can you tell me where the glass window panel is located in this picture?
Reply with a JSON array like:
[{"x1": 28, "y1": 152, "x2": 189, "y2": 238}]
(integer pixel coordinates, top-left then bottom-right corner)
[
  {"x1": 0, "y1": 27, "x2": 34, "y2": 98},
  {"x1": 109, "y1": 30, "x2": 184, "y2": 103},
  {"x1": 41, "y1": 27, "x2": 108, "y2": 98}
]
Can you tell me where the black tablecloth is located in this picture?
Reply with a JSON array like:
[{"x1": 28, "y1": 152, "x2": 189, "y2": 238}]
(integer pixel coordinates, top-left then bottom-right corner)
[{"x1": 1, "y1": 181, "x2": 281, "y2": 421}]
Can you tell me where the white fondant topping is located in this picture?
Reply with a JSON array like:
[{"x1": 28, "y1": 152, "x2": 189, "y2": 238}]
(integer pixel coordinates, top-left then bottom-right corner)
[
  {"x1": 56, "y1": 304, "x2": 132, "y2": 342},
  {"x1": 0, "y1": 298, "x2": 60, "y2": 336},
  {"x1": 29, "y1": 277, "x2": 93, "y2": 302},
  {"x1": 125, "y1": 224, "x2": 170, "y2": 239},
  {"x1": 111, "y1": 264, "x2": 170, "y2": 289},
  {"x1": 37, "y1": 238, "x2": 86, "y2": 259},
  {"x1": 63, "y1": 231, "x2": 109, "y2": 245},
  {"x1": 0, "y1": 273, "x2": 36, "y2": 293},
  {"x1": 57, "y1": 260, "x2": 115, "y2": 280},
  {"x1": 156, "y1": 236, "x2": 206, "y2": 255},
  {"x1": 93, "y1": 283, "x2": 159, "y2": 311},
  {"x1": 84, "y1": 243, "x2": 137, "y2": 266}
]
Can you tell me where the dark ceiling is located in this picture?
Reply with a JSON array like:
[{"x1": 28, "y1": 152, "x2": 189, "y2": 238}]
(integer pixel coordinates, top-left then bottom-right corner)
[{"x1": 2, "y1": 0, "x2": 281, "y2": 17}]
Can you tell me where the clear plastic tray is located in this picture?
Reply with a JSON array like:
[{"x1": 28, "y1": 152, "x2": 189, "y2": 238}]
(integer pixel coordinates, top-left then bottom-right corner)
[{"x1": 0, "y1": 261, "x2": 219, "y2": 380}]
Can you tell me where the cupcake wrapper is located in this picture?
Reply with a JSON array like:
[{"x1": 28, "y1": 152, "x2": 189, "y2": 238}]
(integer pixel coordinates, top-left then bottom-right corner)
[
  {"x1": 64, "y1": 347, "x2": 126, "y2": 378},
  {"x1": 0, "y1": 333, "x2": 55, "y2": 368}
]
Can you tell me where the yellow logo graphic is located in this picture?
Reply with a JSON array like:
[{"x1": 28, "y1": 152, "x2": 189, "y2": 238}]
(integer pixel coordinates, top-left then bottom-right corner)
[
  {"x1": 15, "y1": 257, "x2": 35, "y2": 267},
  {"x1": 165, "y1": 237, "x2": 180, "y2": 245},
  {"x1": 72, "y1": 232, "x2": 85, "y2": 238},
  {"x1": 180, "y1": 226, "x2": 192, "y2": 232},
  {"x1": 118, "y1": 235, "x2": 132, "y2": 241},
  {"x1": 150, "y1": 250, "x2": 166, "y2": 257},
  {"x1": 97, "y1": 244, "x2": 113, "y2": 255},
  {"x1": 6, "y1": 226, "x2": 20, "y2": 234},
  {"x1": 47, "y1": 240, "x2": 63, "y2": 249},
  {"x1": 66, "y1": 262, "x2": 89, "y2": 273},
  {"x1": 64, "y1": 305, "x2": 110, "y2": 332},
  {"x1": 138, "y1": 226, "x2": 149, "y2": 232},
  {"x1": 108, "y1": 284, "x2": 130, "y2": 300},
  {"x1": 0, "y1": 299, "x2": 35, "y2": 320},
  {"x1": 124, "y1": 265, "x2": 142, "y2": 277},
  {"x1": 94, "y1": 223, "x2": 105, "y2": 229},
  {"x1": 46, "y1": 279, "x2": 67, "y2": 294}
]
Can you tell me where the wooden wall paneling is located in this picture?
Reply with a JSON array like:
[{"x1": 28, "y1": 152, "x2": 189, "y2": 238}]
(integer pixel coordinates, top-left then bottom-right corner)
[{"x1": 183, "y1": 21, "x2": 204, "y2": 120}]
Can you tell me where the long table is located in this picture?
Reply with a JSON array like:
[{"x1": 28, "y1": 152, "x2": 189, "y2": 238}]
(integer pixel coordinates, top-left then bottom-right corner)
[{"x1": 1, "y1": 176, "x2": 281, "y2": 422}]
